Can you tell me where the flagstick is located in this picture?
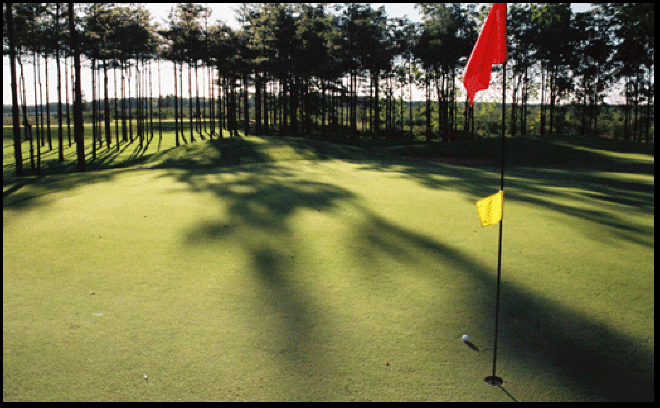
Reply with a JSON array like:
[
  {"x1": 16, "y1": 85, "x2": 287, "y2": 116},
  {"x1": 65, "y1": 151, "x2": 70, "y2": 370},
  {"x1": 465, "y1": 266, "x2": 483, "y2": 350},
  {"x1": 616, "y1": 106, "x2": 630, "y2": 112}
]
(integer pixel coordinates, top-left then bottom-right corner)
[{"x1": 489, "y1": 58, "x2": 506, "y2": 386}]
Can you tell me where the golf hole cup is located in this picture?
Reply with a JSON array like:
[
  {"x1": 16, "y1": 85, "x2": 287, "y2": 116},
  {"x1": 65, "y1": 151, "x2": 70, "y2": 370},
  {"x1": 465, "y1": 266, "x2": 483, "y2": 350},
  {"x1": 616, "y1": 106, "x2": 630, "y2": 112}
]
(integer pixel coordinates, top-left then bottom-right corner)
[{"x1": 463, "y1": 334, "x2": 470, "y2": 343}]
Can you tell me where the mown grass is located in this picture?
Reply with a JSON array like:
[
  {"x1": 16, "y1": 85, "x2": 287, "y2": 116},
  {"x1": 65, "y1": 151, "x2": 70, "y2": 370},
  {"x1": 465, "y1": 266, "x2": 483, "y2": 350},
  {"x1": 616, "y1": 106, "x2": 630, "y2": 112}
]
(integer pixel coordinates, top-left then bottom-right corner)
[{"x1": 3, "y1": 125, "x2": 654, "y2": 401}]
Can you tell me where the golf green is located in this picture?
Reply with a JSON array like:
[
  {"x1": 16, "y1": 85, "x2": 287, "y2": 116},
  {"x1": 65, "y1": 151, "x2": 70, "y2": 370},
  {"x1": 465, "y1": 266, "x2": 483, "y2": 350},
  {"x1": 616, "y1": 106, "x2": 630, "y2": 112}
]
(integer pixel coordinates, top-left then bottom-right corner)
[{"x1": 3, "y1": 135, "x2": 654, "y2": 401}]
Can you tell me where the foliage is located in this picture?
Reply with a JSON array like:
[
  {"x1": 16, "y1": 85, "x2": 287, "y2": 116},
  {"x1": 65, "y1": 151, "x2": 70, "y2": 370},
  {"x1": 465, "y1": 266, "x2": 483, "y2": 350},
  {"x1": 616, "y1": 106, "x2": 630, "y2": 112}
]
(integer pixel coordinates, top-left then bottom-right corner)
[{"x1": 3, "y1": 3, "x2": 655, "y2": 176}]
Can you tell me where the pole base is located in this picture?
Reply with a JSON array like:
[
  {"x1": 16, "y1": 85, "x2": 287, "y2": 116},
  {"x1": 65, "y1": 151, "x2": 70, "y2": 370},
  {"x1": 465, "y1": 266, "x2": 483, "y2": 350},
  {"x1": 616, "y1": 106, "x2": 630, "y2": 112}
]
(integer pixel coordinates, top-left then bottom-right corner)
[{"x1": 484, "y1": 376, "x2": 504, "y2": 387}]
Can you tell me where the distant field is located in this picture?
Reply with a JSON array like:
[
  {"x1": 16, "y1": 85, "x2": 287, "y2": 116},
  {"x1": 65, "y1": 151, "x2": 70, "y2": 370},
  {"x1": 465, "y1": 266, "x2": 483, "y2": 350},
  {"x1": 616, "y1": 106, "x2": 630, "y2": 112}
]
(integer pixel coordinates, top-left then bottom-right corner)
[{"x1": 3, "y1": 128, "x2": 654, "y2": 401}]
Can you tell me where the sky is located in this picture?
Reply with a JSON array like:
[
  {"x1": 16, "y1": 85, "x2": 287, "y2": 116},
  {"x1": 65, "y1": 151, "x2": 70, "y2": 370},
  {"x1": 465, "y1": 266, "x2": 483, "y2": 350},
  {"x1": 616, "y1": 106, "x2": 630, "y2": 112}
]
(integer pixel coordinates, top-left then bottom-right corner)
[
  {"x1": 146, "y1": 3, "x2": 424, "y2": 29},
  {"x1": 4, "y1": 3, "x2": 597, "y2": 107}
]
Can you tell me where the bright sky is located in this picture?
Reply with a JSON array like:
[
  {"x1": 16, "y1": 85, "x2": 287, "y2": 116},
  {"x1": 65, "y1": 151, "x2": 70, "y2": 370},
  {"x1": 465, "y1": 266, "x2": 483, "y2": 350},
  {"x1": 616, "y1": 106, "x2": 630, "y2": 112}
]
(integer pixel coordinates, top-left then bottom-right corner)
[
  {"x1": 3, "y1": 3, "x2": 596, "y2": 107},
  {"x1": 146, "y1": 3, "x2": 423, "y2": 29}
]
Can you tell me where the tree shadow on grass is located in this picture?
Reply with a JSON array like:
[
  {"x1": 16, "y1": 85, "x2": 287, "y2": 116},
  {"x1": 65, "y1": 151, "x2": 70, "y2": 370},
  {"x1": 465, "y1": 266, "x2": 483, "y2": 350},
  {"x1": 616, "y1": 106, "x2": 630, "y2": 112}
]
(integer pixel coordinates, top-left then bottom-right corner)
[
  {"x1": 249, "y1": 245, "x2": 328, "y2": 386},
  {"x1": 6, "y1": 132, "x2": 651, "y2": 237},
  {"x1": 346, "y1": 135, "x2": 654, "y2": 250},
  {"x1": 3, "y1": 168, "x2": 124, "y2": 213},
  {"x1": 3, "y1": 133, "x2": 653, "y2": 400},
  {"x1": 3, "y1": 138, "x2": 149, "y2": 210},
  {"x1": 354, "y1": 133, "x2": 653, "y2": 197},
  {"x1": 170, "y1": 164, "x2": 359, "y2": 397},
  {"x1": 171, "y1": 160, "x2": 653, "y2": 401},
  {"x1": 2, "y1": 136, "x2": 268, "y2": 212},
  {"x1": 349, "y1": 207, "x2": 654, "y2": 401}
]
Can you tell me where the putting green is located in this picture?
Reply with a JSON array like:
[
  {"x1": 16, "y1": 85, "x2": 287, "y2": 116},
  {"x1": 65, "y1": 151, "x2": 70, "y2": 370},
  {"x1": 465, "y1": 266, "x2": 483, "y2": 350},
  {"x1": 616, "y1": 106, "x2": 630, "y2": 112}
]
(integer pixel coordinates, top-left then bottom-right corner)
[{"x1": 3, "y1": 137, "x2": 654, "y2": 401}]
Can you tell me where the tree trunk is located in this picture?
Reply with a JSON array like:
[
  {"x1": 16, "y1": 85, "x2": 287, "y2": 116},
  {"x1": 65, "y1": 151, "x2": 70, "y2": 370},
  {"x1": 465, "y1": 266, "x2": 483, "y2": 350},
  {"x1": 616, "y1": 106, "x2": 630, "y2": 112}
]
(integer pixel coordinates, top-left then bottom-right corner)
[
  {"x1": 65, "y1": 54, "x2": 72, "y2": 146},
  {"x1": 44, "y1": 55, "x2": 53, "y2": 150},
  {"x1": 374, "y1": 70, "x2": 380, "y2": 137},
  {"x1": 128, "y1": 61, "x2": 134, "y2": 142},
  {"x1": 137, "y1": 58, "x2": 143, "y2": 147},
  {"x1": 70, "y1": 3, "x2": 85, "y2": 172},
  {"x1": 179, "y1": 62, "x2": 187, "y2": 143},
  {"x1": 263, "y1": 77, "x2": 268, "y2": 136},
  {"x1": 521, "y1": 68, "x2": 528, "y2": 136},
  {"x1": 121, "y1": 59, "x2": 127, "y2": 142},
  {"x1": 55, "y1": 17, "x2": 64, "y2": 162},
  {"x1": 623, "y1": 78, "x2": 630, "y2": 140},
  {"x1": 92, "y1": 58, "x2": 97, "y2": 159},
  {"x1": 189, "y1": 63, "x2": 194, "y2": 142},
  {"x1": 195, "y1": 63, "x2": 201, "y2": 136},
  {"x1": 209, "y1": 65, "x2": 215, "y2": 138},
  {"x1": 19, "y1": 57, "x2": 35, "y2": 171},
  {"x1": 217, "y1": 74, "x2": 223, "y2": 138},
  {"x1": 230, "y1": 77, "x2": 237, "y2": 138},
  {"x1": 291, "y1": 75, "x2": 298, "y2": 136},
  {"x1": 549, "y1": 66, "x2": 556, "y2": 134},
  {"x1": 540, "y1": 68, "x2": 546, "y2": 135},
  {"x1": 425, "y1": 75, "x2": 431, "y2": 142},
  {"x1": 157, "y1": 58, "x2": 162, "y2": 143},
  {"x1": 243, "y1": 73, "x2": 250, "y2": 136},
  {"x1": 174, "y1": 60, "x2": 180, "y2": 146},
  {"x1": 149, "y1": 59, "x2": 154, "y2": 142},
  {"x1": 510, "y1": 72, "x2": 519, "y2": 138},
  {"x1": 34, "y1": 50, "x2": 41, "y2": 174},
  {"x1": 37, "y1": 52, "x2": 45, "y2": 150},
  {"x1": 255, "y1": 73, "x2": 262, "y2": 135},
  {"x1": 645, "y1": 75, "x2": 651, "y2": 144},
  {"x1": 7, "y1": 2, "x2": 24, "y2": 176},
  {"x1": 113, "y1": 64, "x2": 118, "y2": 145}
]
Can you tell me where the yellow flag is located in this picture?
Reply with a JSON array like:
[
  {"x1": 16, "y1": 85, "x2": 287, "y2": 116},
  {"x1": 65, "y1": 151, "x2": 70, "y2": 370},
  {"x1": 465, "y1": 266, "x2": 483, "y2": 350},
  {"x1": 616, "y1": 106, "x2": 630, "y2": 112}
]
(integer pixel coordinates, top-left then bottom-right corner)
[{"x1": 476, "y1": 191, "x2": 504, "y2": 227}]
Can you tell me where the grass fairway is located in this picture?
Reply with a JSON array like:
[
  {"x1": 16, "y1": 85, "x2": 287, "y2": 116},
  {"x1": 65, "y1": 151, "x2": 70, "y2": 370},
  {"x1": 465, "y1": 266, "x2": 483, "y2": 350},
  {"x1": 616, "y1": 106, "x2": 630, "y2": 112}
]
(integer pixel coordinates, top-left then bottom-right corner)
[{"x1": 3, "y1": 130, "x2": 654, "y2": 401}]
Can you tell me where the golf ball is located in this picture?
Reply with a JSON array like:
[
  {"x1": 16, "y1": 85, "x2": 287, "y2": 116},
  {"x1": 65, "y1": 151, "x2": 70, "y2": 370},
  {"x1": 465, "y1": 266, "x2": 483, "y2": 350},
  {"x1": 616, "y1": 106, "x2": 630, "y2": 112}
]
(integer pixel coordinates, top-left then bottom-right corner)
[{"x1": 463, "y1": 334, "x2": 470, "y2": 343}]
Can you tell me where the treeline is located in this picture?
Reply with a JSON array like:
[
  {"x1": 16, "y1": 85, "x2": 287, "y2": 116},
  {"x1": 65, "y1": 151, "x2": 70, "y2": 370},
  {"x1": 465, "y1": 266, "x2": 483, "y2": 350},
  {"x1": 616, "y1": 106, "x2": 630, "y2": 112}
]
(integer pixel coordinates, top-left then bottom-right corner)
[
  {"x1": 3, "y1": 97, "x2": 652, "y2": 143},
  {"x1": 4, "y1": 3, "x2": 655, "y2": 176}
]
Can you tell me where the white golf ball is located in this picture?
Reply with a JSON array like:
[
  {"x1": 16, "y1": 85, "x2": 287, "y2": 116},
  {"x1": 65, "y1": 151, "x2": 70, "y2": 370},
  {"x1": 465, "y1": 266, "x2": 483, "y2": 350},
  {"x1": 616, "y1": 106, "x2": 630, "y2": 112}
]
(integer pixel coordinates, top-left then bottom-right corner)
[{"x1": 463, "y1": 334, "x2": 470, "y2": 343}]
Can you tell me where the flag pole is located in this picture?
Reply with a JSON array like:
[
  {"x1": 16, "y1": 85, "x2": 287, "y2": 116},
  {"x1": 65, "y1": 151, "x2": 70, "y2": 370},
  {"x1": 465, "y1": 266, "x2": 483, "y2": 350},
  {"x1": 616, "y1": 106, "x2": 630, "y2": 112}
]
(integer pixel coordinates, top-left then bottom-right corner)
[
  {"x1": 487, "y1": 52, "x2": 507, "y2": 388},
  {"x1": 462, "y1": 2, "x2": 508, "y2": 386}
]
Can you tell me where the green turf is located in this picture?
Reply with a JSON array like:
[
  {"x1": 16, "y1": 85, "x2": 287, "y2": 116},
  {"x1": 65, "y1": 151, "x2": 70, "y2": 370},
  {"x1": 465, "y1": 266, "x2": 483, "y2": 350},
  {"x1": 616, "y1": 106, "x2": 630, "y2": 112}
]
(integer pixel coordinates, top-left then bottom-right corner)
[{"x1": 3, "y1": 129, "x2": 654, "y2": 401}]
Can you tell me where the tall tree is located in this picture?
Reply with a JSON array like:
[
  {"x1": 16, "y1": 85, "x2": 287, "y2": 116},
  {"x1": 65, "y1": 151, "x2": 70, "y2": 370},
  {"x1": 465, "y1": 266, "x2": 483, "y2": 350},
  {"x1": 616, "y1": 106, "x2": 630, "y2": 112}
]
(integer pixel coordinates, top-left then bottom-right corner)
[
  {"x1": 69, "y1": 3, "x2": 85, "y2": 172},
  {"x1": 295, "y1": 4, "x2": 333, "y2": 137},
  {"x1": 606, "y1": 3, "x2": 654, "y2": 141},
  {"x1": 572, "y1": 9, "x2": 614, "y2": 137},
  {"x1": 10, "y1": 3, "x2": 44, "y2": 172},
  {"x1": 358, "y1": 5, "x2": 392, "y2": 137},
  {"x1": 508, "y1": 3, "x2": 534, "y2": 138},
  {"x1": 415, "y1": 3, "x2": 474, "y2": 142},
  {"x1": 530, "y1": 3, "x2": 574, "y2": 135},
  {"x1": 162, "y1": 6, "x2": 186, "y2": 145},
  {"x1": 207, "y1": 22, "x2": 232, "y2": 138},
  {"x1": 49, "y1": 3, "x2": 67, "y2": 161},
  {"x1": 338, "y1": 4, "x2": 371, "y2": 138},
  {"x1": 240, "y1": 3, "x2": 277, "y2": 136},
  {"x1": 7, "y1": 2, "x2": 24, "y2": 176}
]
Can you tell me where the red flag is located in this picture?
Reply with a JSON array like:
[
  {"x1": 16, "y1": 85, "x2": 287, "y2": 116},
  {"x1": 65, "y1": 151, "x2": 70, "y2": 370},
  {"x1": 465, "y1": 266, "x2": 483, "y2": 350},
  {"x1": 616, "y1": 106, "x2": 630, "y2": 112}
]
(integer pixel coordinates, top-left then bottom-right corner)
[{"x1": 464, "y1": 3, "x2": 507, "y2": 106}]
